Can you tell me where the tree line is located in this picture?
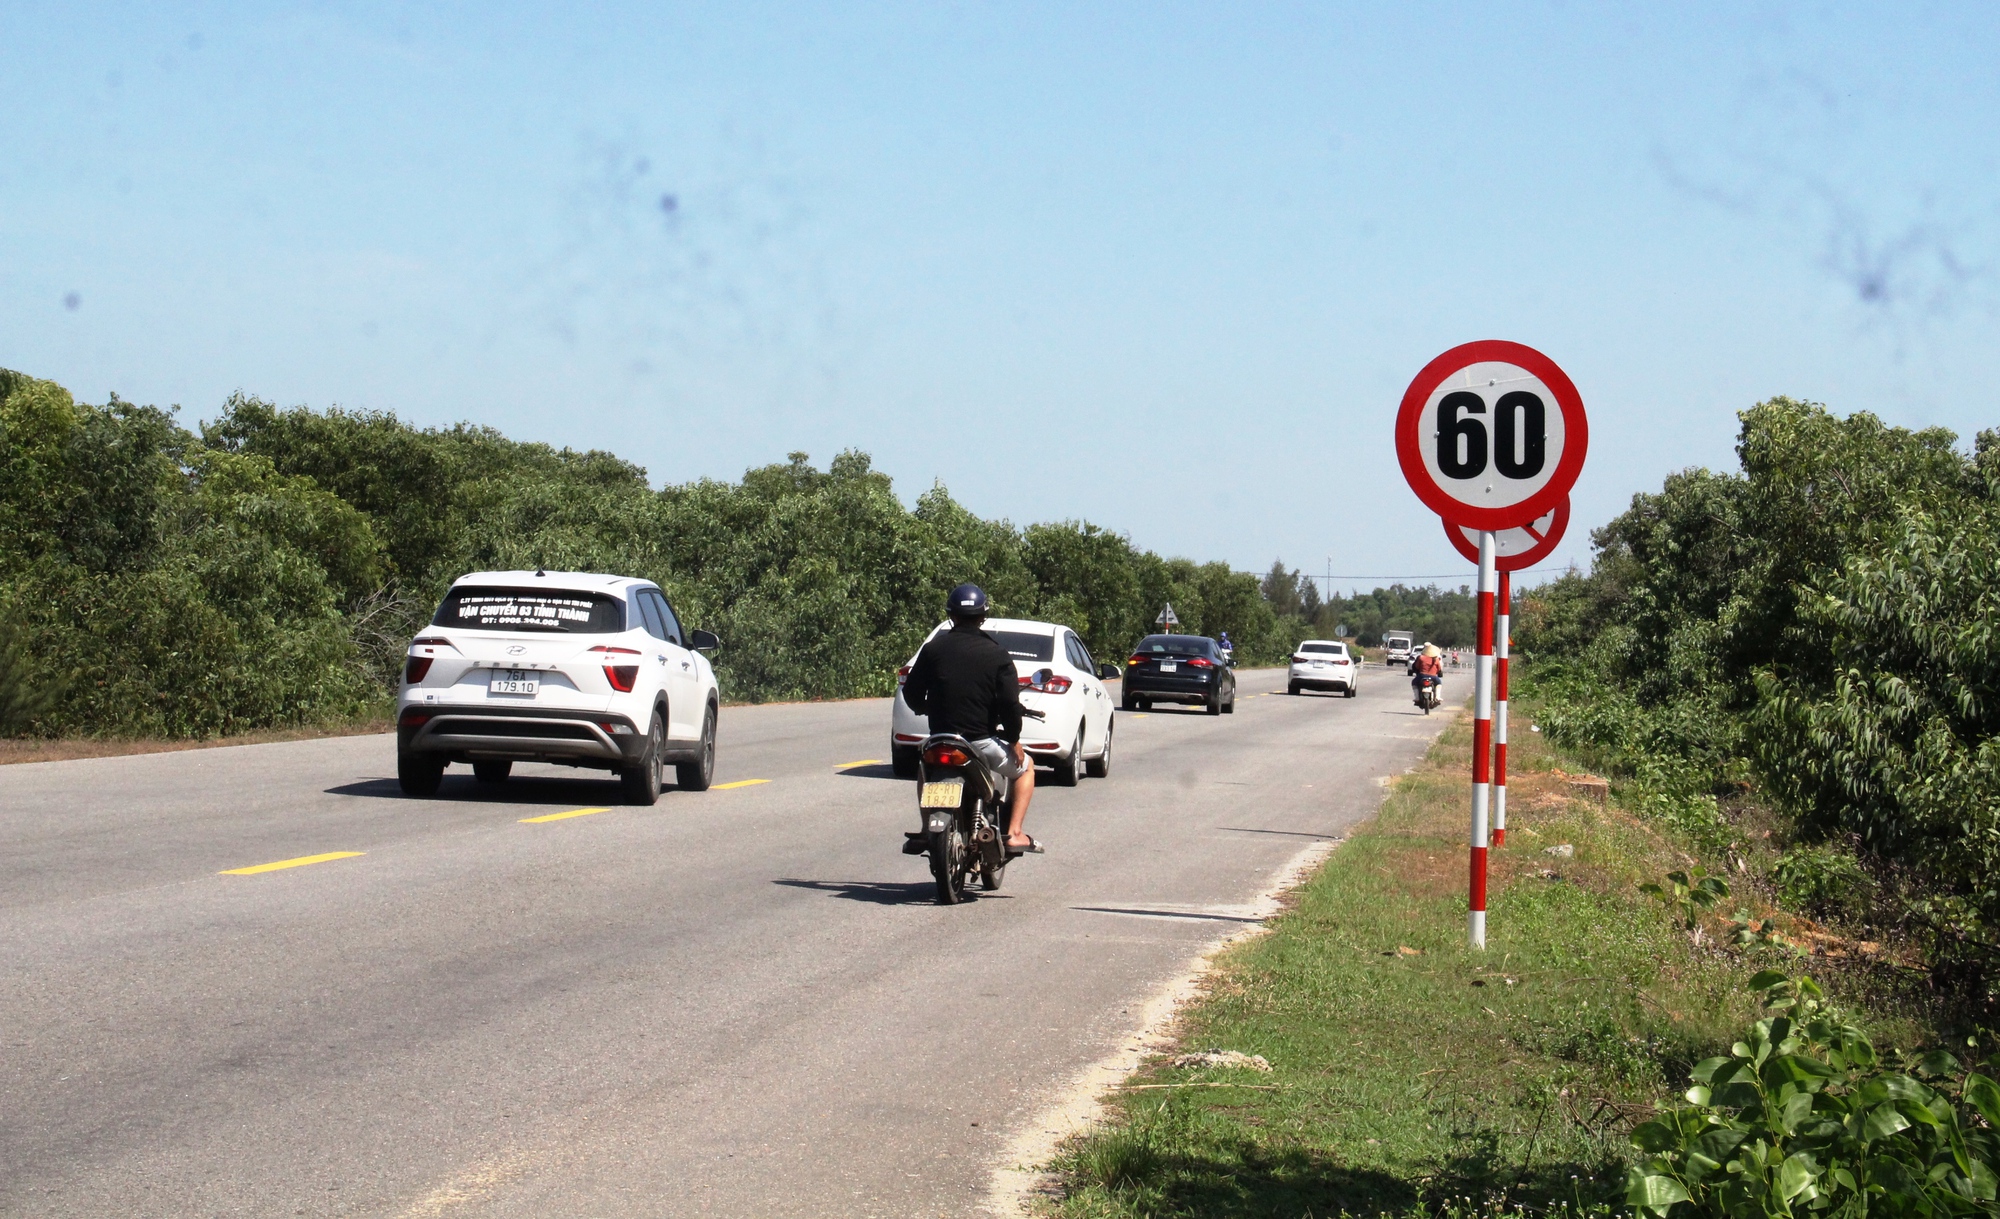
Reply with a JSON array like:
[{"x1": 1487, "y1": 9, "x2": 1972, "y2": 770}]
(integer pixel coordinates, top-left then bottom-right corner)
[
  {"x1": 1518, "y1": 396, "x2": 2000, "y2": 1007},
  {"x1": 1259, "y1": 562, "x2": 1478, "y2": 648},
  {"x1": 0, "y1": 368, "x2": 1413, "y2": 738}
]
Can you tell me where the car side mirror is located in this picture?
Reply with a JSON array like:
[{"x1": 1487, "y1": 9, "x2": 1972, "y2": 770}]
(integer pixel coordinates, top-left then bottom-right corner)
[
  {"x1": 1098, "y1": 662, "x2": 1121, "y2": 680},
  {"x1": 689, "y1": 628, "x2": 720, "y2": 652}
]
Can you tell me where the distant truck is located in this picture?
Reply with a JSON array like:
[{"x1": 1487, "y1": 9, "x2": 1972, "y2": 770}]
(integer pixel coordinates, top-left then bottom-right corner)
[{"x1": 1383, "y1": 632, "x2": 1414, "y2": 670}]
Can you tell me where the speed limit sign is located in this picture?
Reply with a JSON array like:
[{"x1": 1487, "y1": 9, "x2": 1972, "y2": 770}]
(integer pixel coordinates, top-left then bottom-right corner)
[
  {"x1": 1442, "y1": 498, "x2": 1570, "y2": 572},
  {"x1": 1395, "y1": 340, "x2": 1586, "y2": 530},
  {"x1": 1395, "y1": 340, "x2": 1587, "y2": 953}
]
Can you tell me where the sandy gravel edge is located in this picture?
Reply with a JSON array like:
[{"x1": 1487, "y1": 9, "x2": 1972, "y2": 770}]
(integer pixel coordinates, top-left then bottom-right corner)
[{"x1": 984, "y1": 832, "x2": 1350, "y2": 1217}]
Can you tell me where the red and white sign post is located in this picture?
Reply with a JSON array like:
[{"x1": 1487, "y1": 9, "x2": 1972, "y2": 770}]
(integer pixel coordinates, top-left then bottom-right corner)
[
  {"x1": 1447, "y1": 501, "x2": 1570, "y2": 851},
  {"x1": 1494, "y1": 570, "x2": 1510, "y2": 847},
  {"x1": 1398, "y1": 341, "x2": 1586, "y2": 948}
]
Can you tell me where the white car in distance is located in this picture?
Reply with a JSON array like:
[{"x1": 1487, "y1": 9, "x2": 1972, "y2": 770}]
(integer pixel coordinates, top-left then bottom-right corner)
[
  {"x1": 1288, "y1": 640, "x2": 1360, "y2": 697},
  {"x1": 890, "y1": 618, "x2": 1119, "y2": 785},
  {"x1": 397, "y1": 571, "x2": 721, "y2": 804}
]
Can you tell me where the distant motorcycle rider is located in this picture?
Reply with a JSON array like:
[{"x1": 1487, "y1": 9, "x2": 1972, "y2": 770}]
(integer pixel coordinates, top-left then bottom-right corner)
[
  {"x1": 901, "y1": 583, "x2": 1043, "y2": 853},
  {"x1": 1410, "y1": 643, "x2": 1444, "y2": 703}
]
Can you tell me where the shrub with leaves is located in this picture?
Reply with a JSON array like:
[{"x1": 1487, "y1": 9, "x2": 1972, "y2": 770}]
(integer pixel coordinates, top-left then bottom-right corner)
[
  {"x1": 1627, "y1": 972, "x2": 2000, "y2": 1217},
  {"x1": 1642, "y1": 870, "x2": 1733, "y2": 935}
]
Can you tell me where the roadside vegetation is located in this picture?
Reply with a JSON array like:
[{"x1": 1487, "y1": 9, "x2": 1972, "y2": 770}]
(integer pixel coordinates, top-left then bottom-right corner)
[
  {"x1": 1050, "y1": 395, "x2": 2000, "y2": 1218},
  {"x1": 1, "y1": 367, "x2": 1388, "y2": 742},
  {"x1": 1047, "y1": 698, "x2": 1973, "y2": 1218},
  {"x1": 1519, "y1": 396, "x2": 2000, "y2": 1018}
]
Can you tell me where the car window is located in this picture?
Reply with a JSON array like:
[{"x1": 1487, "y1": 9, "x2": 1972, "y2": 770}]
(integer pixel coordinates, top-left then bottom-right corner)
[
  {"x1": 1300, "y1": 642, "x2": 1346, "y2": 656},
  {"x1": 636, "y1": 592, "x2": 669, "y2": 641},
  {"x1": 1136, "y1": 635, "x2": 1213, "y2": 657},
  {"x1": 652, "y1": 591, "x2": 685, "y2": 647},
  {"x1": 433, "y1": 588, "x2": 626, "y2": 634},
  {"x1": 990, "y1": 630, "x2": 1055, "y2": 662},
  {"x1": 1074, "y1": 635, "x2": 1096, "y2": 672}
]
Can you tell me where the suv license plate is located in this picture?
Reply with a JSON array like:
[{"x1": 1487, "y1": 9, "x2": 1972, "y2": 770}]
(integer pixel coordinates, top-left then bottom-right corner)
[
  {"x1": 489, "y1": 668, "x2": 539, "y2": 695},
  {"x1": 919, "y1": 780, "x2": 964, "y2": 810},
  {"x1": 1159, "y1": 662, "x2": 1177, "y2": 672}
]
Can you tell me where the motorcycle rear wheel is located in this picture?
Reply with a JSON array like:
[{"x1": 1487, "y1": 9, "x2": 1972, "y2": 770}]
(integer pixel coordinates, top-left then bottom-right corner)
[{"x1": 930, "y1": 828, "x2": 967, "y2": 904}]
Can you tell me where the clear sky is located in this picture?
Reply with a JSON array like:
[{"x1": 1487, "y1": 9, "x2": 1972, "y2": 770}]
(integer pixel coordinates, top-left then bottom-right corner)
[{"x1": 4, "y1": 3, "x2": 1995, "y2": 592}]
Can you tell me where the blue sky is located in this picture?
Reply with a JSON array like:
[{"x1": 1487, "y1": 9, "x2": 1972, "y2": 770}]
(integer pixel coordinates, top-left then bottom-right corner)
[{"x1": 3, "y1": 3, "x2": 1995, "y2": 593}]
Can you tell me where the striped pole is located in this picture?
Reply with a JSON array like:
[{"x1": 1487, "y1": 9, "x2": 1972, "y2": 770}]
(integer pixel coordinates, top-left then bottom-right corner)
[
  {"x1": 1492, "y1": 570, "x2": 1511, "y2": 848},
  {"x1": 1470, "y1": 531, "x2": 1496, "y2": 949}
]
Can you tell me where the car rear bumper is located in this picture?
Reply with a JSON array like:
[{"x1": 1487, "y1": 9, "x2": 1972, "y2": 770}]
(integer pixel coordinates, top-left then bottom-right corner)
[
  {"x1": 1125, "y1": 675, "x2": 1221, "y2": 702},
  {"x1": 1290, "y1": 675, "x2": 1354, "y2": 691},
  {"x1": 398, "y1": 705, "x2": 683, "y2": 767}
]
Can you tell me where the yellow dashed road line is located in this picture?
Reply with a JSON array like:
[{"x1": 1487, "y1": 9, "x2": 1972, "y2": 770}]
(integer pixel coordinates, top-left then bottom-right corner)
[
  {"x1": 713, "y1": 779, "x2": 771, "y2": 790},
  {"x1": 834, "y1": 759, "x2": 883, "y2": 769},
  {"x1": 221, "y1": 851, "x2": 364, "y2": 875},
  {"x1": 519, "y1": 807, "x2": 612, "y2": 824}
]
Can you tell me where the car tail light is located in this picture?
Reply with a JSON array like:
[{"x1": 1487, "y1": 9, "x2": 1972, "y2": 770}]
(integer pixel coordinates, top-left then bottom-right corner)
[
  {"x1": 897, "y1": 664, "x2": 912, "y2": 686},
  {"x1": 1187, "y1": 656, "x2": 1215, "y2": 668},
  {"x1": 590, "y1": 645, "x2": 642, "y2": 693},
  {"x1": 1023, "y1": 740, "x2": 1061, "y2": 750},
  {"x1": 599, "y1": 721, "x2": 635, "y2": 736},
  {"x1": 398, "y1": 709, "x2": 433, "y2": 728},
  {"x1": 1127, "y1": 655, "x2": 1148, "y2": 667},
  {"x1": 923, "y1": 744, "x2": 970, "y2": 767},
  {"x1": 1018, "y1": 671, "x2": 1073, "y2": 694},
  {"x1": 404, "y1": 656, "x2": 433, "y2": 684},
  {"x1": 411, "y1": 637, "x2": 451, "y2": 647}
]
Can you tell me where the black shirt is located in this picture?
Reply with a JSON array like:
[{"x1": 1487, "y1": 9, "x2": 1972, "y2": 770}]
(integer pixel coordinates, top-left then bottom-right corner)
[{"x1": 902, "y1": 624, "x2": 1023, "y2": 743}]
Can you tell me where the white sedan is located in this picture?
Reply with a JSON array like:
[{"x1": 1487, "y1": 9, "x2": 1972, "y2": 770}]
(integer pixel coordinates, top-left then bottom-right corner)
[
  {"x1": 891, "y1": 618, "x2": 1118, "y2": 784},
  {"x1": 1288, "y1": 640, "x2": 1359, "y2": 697}
]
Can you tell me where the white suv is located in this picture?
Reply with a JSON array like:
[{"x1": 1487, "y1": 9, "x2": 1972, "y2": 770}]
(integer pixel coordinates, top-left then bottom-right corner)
[
  {"x1": 1289, "y1": 640, "x2": 1359, "y2": 697},
  {"x1": 397, "y1": 571, "x2": 720, "y2": 804},
  {"x1": 889, "y1": 618, "x2": 1119, "y2": 785}
]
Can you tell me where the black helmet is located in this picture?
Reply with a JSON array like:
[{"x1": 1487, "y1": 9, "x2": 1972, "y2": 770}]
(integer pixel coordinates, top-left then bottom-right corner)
[{"x1": 946, "y1": 582, "x2": 989, "y2": 621}]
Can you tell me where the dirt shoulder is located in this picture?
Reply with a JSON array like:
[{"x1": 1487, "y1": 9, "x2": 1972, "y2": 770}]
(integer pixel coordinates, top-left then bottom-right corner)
[{"x1": 0, "y1": 716, "x2": 395, "y2": 766}]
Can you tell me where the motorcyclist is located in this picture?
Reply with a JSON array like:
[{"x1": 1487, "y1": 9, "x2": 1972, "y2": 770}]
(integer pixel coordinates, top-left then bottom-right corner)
[
  {"x1": 1217, "y1": 631, "x2": 1234, "y2": 660},
  {"x1": 901, "y1": 583, "x2": 1043, "y2": 854},
  {"x1": 1410, "y1": 643, "x2": 1444, "y2": 704}
]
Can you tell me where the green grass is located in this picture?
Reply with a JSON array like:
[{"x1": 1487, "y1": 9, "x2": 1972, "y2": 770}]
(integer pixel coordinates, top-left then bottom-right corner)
[{"x1": 1047, "y1": 713, "x2": 1803, "y2": 1218}]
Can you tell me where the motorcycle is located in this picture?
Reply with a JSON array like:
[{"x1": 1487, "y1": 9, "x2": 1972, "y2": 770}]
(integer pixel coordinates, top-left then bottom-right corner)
[
  {"x1": 903, "y1": 707, "x2": 1045, "y2": 904},
  {"x1": 1412, "y1": 674, "x2": 1442, "y2": 715}
]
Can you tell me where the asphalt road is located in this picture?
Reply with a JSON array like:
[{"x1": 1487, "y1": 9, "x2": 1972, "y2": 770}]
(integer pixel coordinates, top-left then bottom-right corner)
[{"x1": 1, "y1": 665, "x2": 1459, "y2": 1218}]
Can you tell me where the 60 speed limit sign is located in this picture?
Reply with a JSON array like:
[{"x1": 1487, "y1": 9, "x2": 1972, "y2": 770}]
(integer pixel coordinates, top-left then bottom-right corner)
[
  {"x1": 1394, "y1": 339, "x2": 1587, "y2": 953},
  {"x1": 1395, "y1": 340, "x2": 1587, "y2": 529}
]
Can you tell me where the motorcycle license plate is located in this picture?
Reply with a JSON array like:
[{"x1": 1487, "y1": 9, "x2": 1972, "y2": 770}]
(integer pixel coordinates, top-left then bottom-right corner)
[
  {"x1": 919, "y1": 780, "x2": 964, "y2": 809},
  {"x1": 488, "y1": 668, "x2": 538, "y2": 695},
  {"x1": 1159, "y1": 662, "x2": 1177, "y2": 672}
]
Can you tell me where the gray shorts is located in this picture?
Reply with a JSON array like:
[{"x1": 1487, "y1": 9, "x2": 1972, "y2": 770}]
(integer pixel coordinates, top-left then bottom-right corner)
[{"x1": 967, "y1": 737, "x2": 1028, "y2": 782}]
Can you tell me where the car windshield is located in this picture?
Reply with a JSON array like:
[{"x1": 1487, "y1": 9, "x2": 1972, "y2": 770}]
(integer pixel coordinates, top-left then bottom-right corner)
[
  {"x1": 1300, "y1": 643, "x2": 1346, "y2": 655},
  {"x1": 990, "y1": 630, "x2": 1055, "y2": 662},
  {"x1": 1137, "y1": 636, "x2": 1212, "y2": 657},
  {"x1": 432, "y1": 587, "x2": 626, "y2": 633}
]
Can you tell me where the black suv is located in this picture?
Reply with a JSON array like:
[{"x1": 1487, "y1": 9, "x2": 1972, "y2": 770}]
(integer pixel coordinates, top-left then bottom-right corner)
[{"x1": 1121, "y1": 635, "x2": 1236, "y2": 715}]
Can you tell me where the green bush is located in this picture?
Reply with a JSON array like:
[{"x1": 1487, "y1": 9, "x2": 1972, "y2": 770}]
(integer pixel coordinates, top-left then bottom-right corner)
[
  {"x1": 1627, "y1": 972, "x2": 2000, "y2": 1218},
  {"x1": 1517, "y1": 397, "x2": 2000, "y2": 1007},
  {"x1": 1771, "y1": 847, "x2": 1878, "y2": 926}
]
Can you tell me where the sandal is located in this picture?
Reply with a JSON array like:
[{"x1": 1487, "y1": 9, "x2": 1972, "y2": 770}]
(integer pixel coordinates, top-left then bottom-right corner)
[{"x1": 1006, "y1": 835, "x2": 1046, "y2": 856}]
